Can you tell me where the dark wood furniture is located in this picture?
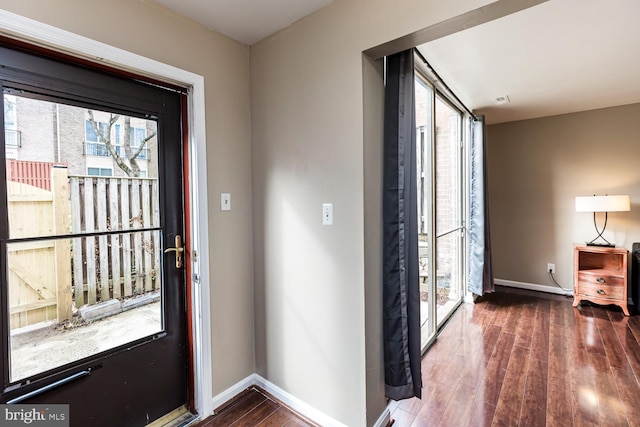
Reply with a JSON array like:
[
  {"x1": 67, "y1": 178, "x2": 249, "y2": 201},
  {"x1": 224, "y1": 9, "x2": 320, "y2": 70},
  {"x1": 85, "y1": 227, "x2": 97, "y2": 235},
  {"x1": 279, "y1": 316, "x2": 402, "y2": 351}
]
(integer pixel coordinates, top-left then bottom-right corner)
[{"x1": 573, "y1": 244, "x2": 629, "y2": 316}]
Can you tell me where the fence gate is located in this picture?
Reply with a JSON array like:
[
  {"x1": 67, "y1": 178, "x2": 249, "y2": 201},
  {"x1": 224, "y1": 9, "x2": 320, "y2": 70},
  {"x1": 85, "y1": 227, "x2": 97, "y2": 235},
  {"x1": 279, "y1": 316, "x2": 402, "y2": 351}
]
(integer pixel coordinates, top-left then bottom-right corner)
[{"x1": 7, "y1": 165, "x2": 71, "y2": 329}]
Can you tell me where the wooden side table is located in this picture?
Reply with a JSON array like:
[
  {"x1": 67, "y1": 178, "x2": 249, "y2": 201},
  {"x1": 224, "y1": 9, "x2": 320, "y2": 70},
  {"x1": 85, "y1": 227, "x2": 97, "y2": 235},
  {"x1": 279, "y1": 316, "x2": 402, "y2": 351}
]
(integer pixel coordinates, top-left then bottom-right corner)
[{"x1": 573, "y1": 245, "x2": 629, "y2": 316}]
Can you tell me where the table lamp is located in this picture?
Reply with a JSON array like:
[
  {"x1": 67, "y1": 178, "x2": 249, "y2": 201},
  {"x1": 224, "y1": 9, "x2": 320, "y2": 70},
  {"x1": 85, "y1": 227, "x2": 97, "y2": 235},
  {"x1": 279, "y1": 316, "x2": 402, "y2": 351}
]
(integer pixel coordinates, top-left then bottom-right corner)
[{"x1": 575, "y1": 194, "x2": 630, "y2": 247}]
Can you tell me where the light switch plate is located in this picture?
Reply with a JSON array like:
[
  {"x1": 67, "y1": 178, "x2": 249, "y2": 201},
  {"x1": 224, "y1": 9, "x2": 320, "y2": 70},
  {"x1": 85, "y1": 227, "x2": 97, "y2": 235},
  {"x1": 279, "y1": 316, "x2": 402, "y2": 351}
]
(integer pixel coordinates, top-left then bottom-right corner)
[{"x1": 221, "y1": 193, "x2": 231, "y2": 211}]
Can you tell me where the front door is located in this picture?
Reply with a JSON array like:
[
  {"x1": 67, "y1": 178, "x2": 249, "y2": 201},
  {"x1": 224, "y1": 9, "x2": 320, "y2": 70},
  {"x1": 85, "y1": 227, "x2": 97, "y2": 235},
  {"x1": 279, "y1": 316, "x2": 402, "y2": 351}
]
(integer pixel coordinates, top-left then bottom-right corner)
[{"x1": 0, "y1": 44, "x2": 189, "y2": 426}]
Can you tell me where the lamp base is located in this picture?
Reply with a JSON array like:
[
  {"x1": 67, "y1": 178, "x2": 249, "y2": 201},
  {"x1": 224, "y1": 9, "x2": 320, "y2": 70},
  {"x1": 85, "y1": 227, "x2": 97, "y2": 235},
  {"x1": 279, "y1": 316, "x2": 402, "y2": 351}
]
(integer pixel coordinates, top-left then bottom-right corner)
[{"x1": 586, "y1": 242, "x2": 615, "y2": 248}]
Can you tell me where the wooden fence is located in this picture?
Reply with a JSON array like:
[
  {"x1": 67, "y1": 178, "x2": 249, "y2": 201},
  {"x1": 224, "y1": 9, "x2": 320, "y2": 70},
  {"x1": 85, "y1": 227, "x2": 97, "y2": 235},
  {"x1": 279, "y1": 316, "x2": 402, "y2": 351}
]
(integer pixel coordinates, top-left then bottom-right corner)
[
  {"x1": 8, "y1": 167, "x2": 71, "y2": 329},
  {"x1": 8, "y1": 163, "x2": 160, "y2": 330},
  {"x1": 70, "y1": 175, "x2": 160, "y2": 308},
  {"x1": 6, "y1": 160, "x2": 55, "y2": 191}
]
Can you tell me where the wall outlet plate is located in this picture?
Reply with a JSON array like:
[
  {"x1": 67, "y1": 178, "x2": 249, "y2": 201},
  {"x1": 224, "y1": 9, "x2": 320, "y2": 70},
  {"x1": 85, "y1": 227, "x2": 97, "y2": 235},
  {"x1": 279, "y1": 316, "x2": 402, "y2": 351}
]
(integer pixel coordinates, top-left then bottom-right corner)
[{"x1": 322, "y1": 203, "x2": 333, "y2": 226}]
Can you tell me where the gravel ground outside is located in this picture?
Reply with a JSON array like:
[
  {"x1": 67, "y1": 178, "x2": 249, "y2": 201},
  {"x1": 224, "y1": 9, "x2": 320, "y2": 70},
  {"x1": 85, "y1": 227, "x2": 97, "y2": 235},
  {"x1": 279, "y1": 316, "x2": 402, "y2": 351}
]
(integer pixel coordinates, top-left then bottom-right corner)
[{"x1": 10, "y1": 301, "x2": 161, "y2": 382}]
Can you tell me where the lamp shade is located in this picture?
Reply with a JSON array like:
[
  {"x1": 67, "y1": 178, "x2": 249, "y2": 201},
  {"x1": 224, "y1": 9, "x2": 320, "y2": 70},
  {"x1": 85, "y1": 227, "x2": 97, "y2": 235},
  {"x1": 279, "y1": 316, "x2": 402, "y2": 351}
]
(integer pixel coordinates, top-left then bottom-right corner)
[{"x1": 575, "y1": 195, "x2": 631, "y2": 212}]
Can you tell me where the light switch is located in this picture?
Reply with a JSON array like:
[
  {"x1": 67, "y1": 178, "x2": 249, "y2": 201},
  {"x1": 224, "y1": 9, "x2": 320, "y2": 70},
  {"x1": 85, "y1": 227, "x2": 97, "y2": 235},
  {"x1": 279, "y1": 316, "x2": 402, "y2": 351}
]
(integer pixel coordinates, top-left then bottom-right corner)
[
  {"x1": 322, "y1": 203, "x2": 333, "y2": 226},
  {"x1": 221, "y1": 193, "x2": 231, "y2": 211}
]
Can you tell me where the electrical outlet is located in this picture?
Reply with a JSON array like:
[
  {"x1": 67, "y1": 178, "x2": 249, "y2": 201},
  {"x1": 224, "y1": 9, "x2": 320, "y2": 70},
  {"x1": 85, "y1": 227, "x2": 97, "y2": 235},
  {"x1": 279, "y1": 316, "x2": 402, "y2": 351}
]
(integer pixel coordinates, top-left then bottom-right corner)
[
  {"x1": 322, "y1": 203, "x2": 333, "y2": 226},
  {"x1": 547, "y1": 263, "x2": 555, "y2": 274}
]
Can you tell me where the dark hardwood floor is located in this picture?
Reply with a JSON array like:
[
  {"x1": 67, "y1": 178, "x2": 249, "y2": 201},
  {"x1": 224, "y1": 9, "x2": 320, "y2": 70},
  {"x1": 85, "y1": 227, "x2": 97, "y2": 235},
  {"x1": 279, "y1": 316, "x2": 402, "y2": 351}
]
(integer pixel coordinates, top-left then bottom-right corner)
[
  {"x1": 195, "y1": 386, "x2": 318, "y2": 427},
  {"x1": 194, "y1": 288, "x2": 640, "y2": 427},
  {"x1": 389, "y1": 287, "x2": 640, "y2": 427}
]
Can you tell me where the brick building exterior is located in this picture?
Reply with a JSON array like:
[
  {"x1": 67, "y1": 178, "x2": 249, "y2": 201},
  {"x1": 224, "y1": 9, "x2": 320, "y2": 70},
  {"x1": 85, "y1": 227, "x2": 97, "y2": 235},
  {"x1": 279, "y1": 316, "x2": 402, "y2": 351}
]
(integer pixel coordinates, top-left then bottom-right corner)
[
  {"x1": 415, "y1": 77, "x2": 463, "y2": 302},
  {"x1": 4, "y1": 95, "x2": 157, "y2": 178}
]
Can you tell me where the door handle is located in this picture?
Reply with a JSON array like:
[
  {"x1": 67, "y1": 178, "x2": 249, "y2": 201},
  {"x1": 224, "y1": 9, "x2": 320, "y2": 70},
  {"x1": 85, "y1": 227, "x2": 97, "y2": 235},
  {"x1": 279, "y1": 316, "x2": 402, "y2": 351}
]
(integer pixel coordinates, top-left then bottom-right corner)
[
  {"x1": 7, "y1": 365, "x2": 100, "y2": 404},
  {"x1": 164, "y1": 235, "x2": 184, "y2": 268}
]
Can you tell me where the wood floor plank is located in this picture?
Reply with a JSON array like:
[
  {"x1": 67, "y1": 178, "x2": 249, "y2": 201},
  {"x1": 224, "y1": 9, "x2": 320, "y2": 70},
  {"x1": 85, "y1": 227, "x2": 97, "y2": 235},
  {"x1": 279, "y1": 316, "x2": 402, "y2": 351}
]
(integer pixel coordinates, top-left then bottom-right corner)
[
  {"x1": 548, "y1": 328, "x2": 567, "y2": 375},
  {"x1": 595, "y1": 316, "x2": 631, "y2": 371},
  {"x1": 576, "y1": 308, "x2": 607, "y2": 358},
  {"x1": 196, "y1": 388, "x2": 317, "y2": 427},
  {"x1": 491, "y1": 344, "x2": 530, "y2": 426},
  {"x1": 568, "y1": 303, "x2": 611, "y2": 426},
  {"x1": 501, "y1": 303, "x2": 522, "y2": 335},
  {"x1": 611, "y1": 367, "x2": 640, "y2": 424},
  {"x1": 464, "y1": 400, "x2": 496, "y2": 427},
  {"x1": 530, "y1": 305, "x2": 550, "y2": 363},
  {"x1": 567, "y1": 336, "x2": 600, "y2": 423},
  {"x1": 547, "y1": 377, "x2": 573, "y2": 427},
  {"x1": 231, "y1": 399, "x2": 279, "y2": 426},
  {"x1": 256, "y1": 407, "x2": 312, "y2": 427},
  {"x1": 519, "y1": 356, "x2": 548, "y2": 427},
  {"x1": 437, "y1": 382, "x2": 476, "y2": 427},
  {"x1": 205, "y1": 390, "x2": 268, "y2": 427},
  {"x1": 589, "y1": 354, "x2": 627, "y2": 427},
  {"x1": 625, "y1": 315, "x2": 640, "y2": 343},
  {"x1": 411, "y1": 379, "x2": 456, "y2": 426},
  {"x1": 514, "y1": 301, "x2": 536, "y2": 349},
  {"x1": 396, "y1": 395, "x2": 424, "y2": 416},
  {"x1": 480, "y1": 324, "x2": 502, "y2": 362},
  {"x1": 490, "y1": 294, "x2": 512, "y2": 327},
  {"x1": 547, "y1": 301, "x2": 573, "y2": 427},
  {"x1": 476, "y1": 331, "x2": 515, "y2": 406},
  {"x1": 470, "y1": 303, "x2": 497, "y2": 329}
]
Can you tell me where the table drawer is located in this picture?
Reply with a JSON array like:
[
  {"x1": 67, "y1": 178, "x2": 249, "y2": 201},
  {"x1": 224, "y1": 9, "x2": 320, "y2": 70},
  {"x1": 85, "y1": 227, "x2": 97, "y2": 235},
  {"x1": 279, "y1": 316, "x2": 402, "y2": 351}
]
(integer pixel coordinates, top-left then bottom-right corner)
[{"x1": 577, "y1": 272, "x2": 624, "y2": 300}]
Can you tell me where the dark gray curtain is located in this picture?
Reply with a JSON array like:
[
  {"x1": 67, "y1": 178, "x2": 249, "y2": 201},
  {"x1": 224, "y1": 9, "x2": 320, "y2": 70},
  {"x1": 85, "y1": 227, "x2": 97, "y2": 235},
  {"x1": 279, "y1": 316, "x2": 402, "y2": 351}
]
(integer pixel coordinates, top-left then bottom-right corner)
[
  {"x1": 382, "y1": 50, "x2": 421, "y2": 401},
  {"x1": 468, "y1": 115, "x2": 494, "y2": 295}
]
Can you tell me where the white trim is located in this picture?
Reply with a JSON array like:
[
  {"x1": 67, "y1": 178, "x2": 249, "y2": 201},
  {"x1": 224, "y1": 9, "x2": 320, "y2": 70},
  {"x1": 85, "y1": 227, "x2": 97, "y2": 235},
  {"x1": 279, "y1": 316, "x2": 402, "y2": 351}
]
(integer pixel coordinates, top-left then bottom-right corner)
[
  {"x1": 374, "y1": 409, "x2": 391, "y2": 427},
  {"x1": 494, "y1": 278, "x2": 573, "y2": 295},
  {"x1": 0, "y1": 9, "x2": 213, "y2": 419},
  {"x1": 213, "y1": 374, "x2": 349, "y2": 427},
  {"x1": 210, "y1": 375, "x2": 256, "y2": 412},
  {"x1": 253, "y1": 375, "x2": 348, "y2": 427},
  {"x1": 463, "y1": 293, "x2": 476, "y2": 303}
]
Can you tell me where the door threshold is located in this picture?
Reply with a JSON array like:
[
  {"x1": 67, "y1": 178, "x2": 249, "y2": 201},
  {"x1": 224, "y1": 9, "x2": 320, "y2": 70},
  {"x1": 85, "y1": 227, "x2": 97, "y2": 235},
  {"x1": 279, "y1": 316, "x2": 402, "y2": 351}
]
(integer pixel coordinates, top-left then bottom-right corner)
[{"x1": 147, "y1": 406, "x2": 198, "y2": 427}]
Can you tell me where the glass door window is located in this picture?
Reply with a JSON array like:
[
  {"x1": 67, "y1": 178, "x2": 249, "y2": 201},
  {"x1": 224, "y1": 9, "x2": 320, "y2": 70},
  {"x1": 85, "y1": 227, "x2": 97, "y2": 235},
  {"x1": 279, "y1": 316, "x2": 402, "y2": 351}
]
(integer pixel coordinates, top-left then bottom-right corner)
[
  {"x1": 415, "y1": 75, "x2": 435, "y2": 349},
  {"x1": 434, "y1": 95, "x2": 464, "y2": 328},
  {"x1": 5, "y1": 96, "x2": 162, "y2": 382},
  {"x1": 415, "y1": 72, "x2": 465, "y2": 351}
]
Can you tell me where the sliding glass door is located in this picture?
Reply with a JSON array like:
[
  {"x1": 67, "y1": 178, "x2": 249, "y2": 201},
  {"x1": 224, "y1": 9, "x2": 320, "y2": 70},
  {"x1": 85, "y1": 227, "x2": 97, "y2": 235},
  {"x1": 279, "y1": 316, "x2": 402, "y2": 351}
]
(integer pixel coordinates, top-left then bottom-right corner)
[
  {"x1": 415, "y1": 72, "x2": 465, "y2": 350},
  {"x1": 434, "y1": 95, "x2": 464, "y2": 328}
]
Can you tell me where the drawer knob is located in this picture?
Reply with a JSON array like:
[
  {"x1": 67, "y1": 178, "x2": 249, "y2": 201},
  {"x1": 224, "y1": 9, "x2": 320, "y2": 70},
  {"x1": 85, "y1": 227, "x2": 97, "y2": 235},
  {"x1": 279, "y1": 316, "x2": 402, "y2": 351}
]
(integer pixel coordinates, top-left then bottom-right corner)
[
  {"x1": 597, "y1": 277, "x2": 606, "y2": 283},
  {"x1": 597, "y1": 289, "x2": 606, "y2": 295}
]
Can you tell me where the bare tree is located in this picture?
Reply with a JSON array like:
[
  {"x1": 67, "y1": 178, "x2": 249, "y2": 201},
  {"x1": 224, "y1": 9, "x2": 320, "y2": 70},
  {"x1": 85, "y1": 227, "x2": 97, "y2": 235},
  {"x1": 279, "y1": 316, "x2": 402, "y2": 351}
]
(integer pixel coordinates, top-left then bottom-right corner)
[{"x1": 87, "y1": 110, "x2": 156, "y2": 177}]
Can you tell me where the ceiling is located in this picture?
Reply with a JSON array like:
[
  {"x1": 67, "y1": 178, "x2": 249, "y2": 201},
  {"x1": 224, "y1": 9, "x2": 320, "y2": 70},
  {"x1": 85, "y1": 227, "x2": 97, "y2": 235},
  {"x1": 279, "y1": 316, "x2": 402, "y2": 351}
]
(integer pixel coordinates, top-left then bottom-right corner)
[
  {"x1": 417, "y1": 0, "x2": 640, "y2": 124},
  {"x1": 153, "y1": 0, "x2": 334, "y2": 46},
  {"x1": 152, "y1": 0, "x2": 640, "y2": 125}
]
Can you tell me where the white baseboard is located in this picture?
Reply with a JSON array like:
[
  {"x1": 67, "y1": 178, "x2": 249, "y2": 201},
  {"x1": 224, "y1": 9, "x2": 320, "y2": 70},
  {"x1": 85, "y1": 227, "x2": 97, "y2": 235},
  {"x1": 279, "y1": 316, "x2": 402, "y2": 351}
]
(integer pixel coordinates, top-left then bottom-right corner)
[
  {"x1": 211, "y1": 374, "x2": 349, "y2": 427},
  {"x1": 495, "y1": 278, "x2": 637, "y2": 307},
  {"x1": 252, "y1": 374, "x2": 348, "y2": 427},
  {"x1": 210, "y1": 375, "x2": 256, "y2": 413},
  {"x1": 494, "y1": 278, "x2": 573, "y2": 295}
]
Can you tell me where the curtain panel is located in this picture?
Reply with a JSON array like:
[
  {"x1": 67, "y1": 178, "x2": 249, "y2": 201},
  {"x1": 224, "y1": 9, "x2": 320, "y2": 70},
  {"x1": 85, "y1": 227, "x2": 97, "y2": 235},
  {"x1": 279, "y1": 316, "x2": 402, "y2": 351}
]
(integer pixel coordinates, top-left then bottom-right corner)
[
  {"x1": 382, "y1": 50, "x2": 422, "y2": 401},
  {"x1": 467, "y1": 115, "x2": 495, "y2": 295}
]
